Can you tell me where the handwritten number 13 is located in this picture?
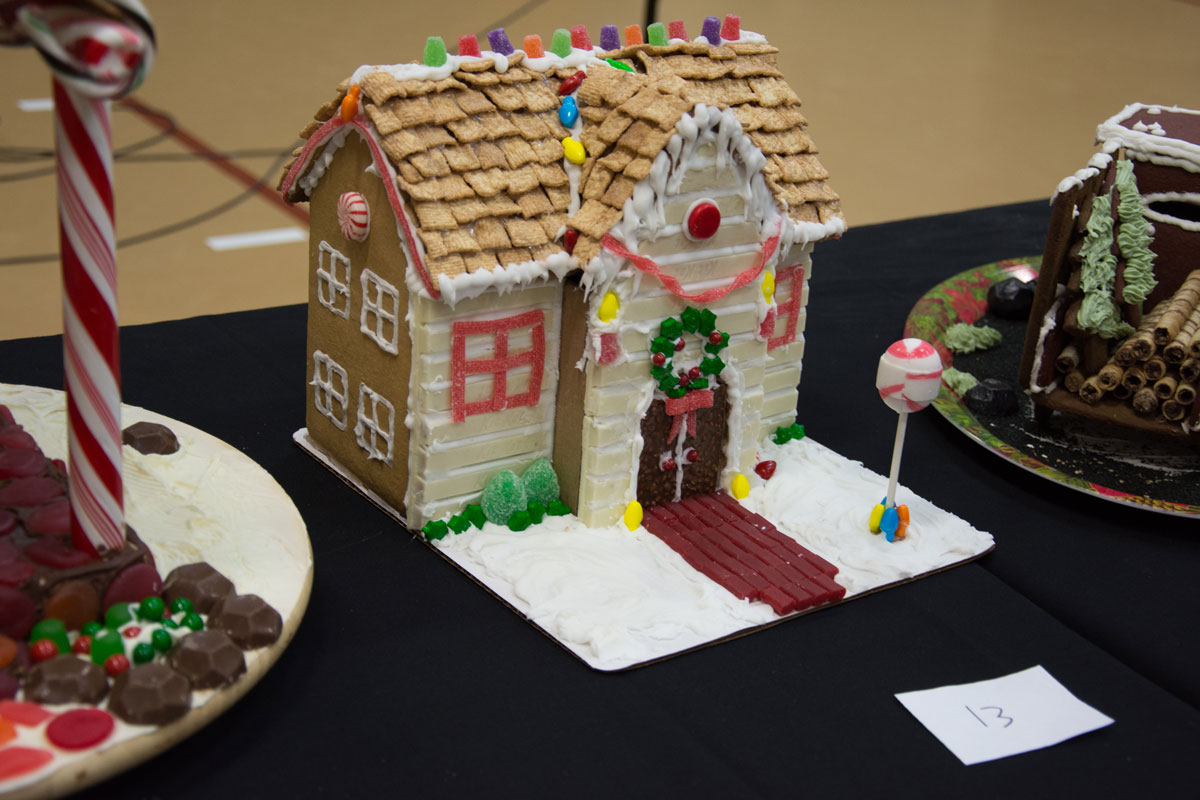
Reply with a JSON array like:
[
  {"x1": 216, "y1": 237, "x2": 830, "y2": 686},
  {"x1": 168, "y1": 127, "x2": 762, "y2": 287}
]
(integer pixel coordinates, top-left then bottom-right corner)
[{"x1": 966, "y1": 705, "x2": 1013, "y2": 728}]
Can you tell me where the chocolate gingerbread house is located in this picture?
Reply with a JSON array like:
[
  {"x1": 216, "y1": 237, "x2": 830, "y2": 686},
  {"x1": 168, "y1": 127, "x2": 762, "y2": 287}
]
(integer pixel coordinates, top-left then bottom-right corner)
[
  {"x1": 279, "y1": 18, "x2": 843, "y2": 529},
  {"x1": 1019, "y1": 103, "x2": 1200, "y2": 440}
]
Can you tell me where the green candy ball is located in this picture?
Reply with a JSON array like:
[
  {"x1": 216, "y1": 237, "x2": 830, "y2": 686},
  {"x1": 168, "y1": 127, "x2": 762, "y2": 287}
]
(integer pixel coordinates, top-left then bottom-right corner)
[
  {"x1": 151, "y1": 628, "x2": 173, "y2": 653},
  {"x1": 132, "y1": 642, "x2": 155, "y2": 664},
  {"x1": 138, "y1": 596, "x2": 165, "y2": 621}
]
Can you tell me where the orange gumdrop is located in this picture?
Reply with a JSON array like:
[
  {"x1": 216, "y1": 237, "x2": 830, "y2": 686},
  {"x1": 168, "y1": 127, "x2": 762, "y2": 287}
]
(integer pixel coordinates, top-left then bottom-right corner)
[
  {"x1": 624, "y1": 25, "x2": 643, "y2": 45},
  {"x1": 0, "y1": 718, "x2": 14, "y2": 746},
  {"x1": 897, "y1": 504, "x2": 910, "y2": 524},
  {"x1": 43, "y1": 580, "x2": 100, "y2": 631},
  {"x1": 0, "y1": 635, "x2": 15, "y2": 670},
  {"x1": 523, "y1": 34, "x2": 544, "y2": 58},
  {"x1": 339, "y1": 86, "x2": 361, "y2": 122}
]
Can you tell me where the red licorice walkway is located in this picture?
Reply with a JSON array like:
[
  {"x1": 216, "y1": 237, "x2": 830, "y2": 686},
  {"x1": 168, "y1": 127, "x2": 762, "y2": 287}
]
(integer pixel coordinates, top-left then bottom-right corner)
[{"x1": 642, "y1": 493, "x2": 846, "y2": 615}]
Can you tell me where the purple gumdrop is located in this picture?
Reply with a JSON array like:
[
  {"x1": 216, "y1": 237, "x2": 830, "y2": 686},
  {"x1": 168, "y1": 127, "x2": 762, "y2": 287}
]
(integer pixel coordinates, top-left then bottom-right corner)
[
  {"x1": 700, "y1": 16, "x2": 721, "y2": 44},
  {"x1": 599, "y1": 24, "x2": 620, "y2": 51},
  {"x1": 487, "y1": 28, "x2": 515, "y2": 56}
]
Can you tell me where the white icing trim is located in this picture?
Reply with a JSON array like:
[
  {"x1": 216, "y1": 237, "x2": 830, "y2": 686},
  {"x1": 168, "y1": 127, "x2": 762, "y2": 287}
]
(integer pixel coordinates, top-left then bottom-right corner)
[
  {"x1": 1029, "y1": 292, "x2": 1064, "y2": 394},
  {"x1": 355, "y1": 382, "x2": 396, "y2": 464},
  {"x1": 435, "y1": 251, "x2": 577, "y2": 307},
  {"x1": 1141, "y1": 191, "x2": 1200, "y2": 232},
  {"x1": 1097, "y1": 103, "x2": 1200, "y2": 173},
  {"x1": 1053, "y1": 152, "x2": 1113, "y2": 202},
  {"x1": 316, "y1": 241, "x2": 351, "y2": 319},
  {"x1": 359, "y1": 268, "x2": 401, "y2": 354}
]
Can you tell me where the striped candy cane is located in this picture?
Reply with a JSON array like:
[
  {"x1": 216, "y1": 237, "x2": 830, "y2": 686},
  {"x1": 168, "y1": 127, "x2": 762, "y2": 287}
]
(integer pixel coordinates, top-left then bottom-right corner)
[{"x1": 3, "y1": 2, "x2": 154, "y2": 554}]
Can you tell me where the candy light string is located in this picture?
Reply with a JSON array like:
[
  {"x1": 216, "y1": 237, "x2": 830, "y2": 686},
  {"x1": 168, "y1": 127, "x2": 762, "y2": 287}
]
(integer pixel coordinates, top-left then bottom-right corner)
[{"x1": 1, "y1": 1, "x2": 155, "y2": 555}]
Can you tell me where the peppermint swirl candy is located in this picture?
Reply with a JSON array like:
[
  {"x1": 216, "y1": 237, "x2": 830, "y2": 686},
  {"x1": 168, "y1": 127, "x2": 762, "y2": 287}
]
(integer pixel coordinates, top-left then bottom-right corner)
[{"x1": 0, "y1": 0, "x2": 155, "y2": 98}]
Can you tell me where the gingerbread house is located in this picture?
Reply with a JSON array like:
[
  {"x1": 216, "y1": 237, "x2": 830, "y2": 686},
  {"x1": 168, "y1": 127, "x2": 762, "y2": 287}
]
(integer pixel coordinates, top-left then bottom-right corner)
[
  {"x1": 279, "y1": 18, "x2": 843, "y2": 529},
  {"x1": 1019, "y1": 103, "x2": 1200, "y2": 441}
]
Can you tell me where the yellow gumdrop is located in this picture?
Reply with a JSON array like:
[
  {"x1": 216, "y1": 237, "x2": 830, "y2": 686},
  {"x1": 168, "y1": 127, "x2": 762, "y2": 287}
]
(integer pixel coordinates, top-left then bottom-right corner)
[
  {"x1": 731, "y1": 473, "x2": 750, "y2": 500},
  {"x1": 623, "y1": 501, "x2": 643, "y2": 531},
  {"x1": 868, "y1": 503, "x2": 885, "y2": 533},
  {"x1": 598, "y1": 291, "x2": 619, "y2": 322},
  {"x1": 562, "y1": 137, "x2": 587, "y2": 165},
  {"x1": 762, "y1": 271, "x2": 775, "y2": 302}
]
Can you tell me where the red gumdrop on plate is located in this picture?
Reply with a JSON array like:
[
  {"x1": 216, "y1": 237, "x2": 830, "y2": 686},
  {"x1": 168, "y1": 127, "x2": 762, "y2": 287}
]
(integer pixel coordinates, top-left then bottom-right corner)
[
  {"x1": 0, "y1": 510, "x2": 16, "y2": 537},
  {"x1": 102, "y1": 563, "x2": 163, "y2": 610},
  {"x1": 25, "y1": 537, "x2": 93, "y2": 569},
  {"x1": 686, "y1": 201, "x2": 721, "y2": 240},
  {"x1": 0, "y1": 558, "x2": 36, "y2": 587},
  {"x1": 0, "y1": 407, "x2": 13, "y2": 425},
  {"x1": 754, "y1": 460, "x2": 777, "y2": 480},
  {"x1": 47, "y1": 708, "x2": 115, "y2": 750},
  {"x1": 0, "y1": 449, "x2": 47, "y2": 479},
  {"x1": 27, "y1": 499, "x2": 70, "y2": 536},
  {"x1": 0, "y1": 746, "x2": 54, "y2": 780},
  {"x1": 0, "y1": 427, "x2": 37, "y2": 450},
  {"x1": 0, "y1": 477, "x2": 63, "y2": 507},
  {"x1": 0, "y1": 587, "x2": 36, "y2": 639}
]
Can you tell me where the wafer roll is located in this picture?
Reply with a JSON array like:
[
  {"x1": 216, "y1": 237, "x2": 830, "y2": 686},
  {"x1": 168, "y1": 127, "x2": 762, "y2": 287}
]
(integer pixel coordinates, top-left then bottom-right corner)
[
  {"x1": 1176, "y1": 382, "x2": 1197, "y2": 406},
  {"x1": 1111, "y1": 383, "x2": 1132, "y2": 401},
  {"x1": 1124, "y1": 301, "x2": 1167, "y2": 362},
  {"x1": 1079, "y1": 375, "x2": 1105, "y2": 405},
  {"x1": 1096, "y1": 363, "x2": 1124, "y2": 390},
  {"x1": 1153, "y1": 270, "x2": 1200, "y2": 346},
  {"x1": 1064, "y1": 369, "x2": 1087, "y2": 393},
  {"x1": 1181, "y1": 358, "x2": 1200, "y2": 384},
  {"x1": 1164, "y1": 303, "x2": 1200, "y2": 363},
  {"x1": 1145, "y1": 356, "x2": 1168, "y2": 382},
  {"x1": 1121, "y1": 366, "x2": 1148, "y2": 392},
  {"x1": 1132, "y1": 387, "x2": 1159, "y2": 415},
  {"x1": 1056, "y1": 344, "x2": 1081, "y2": 374},
  {"x1": 1154, "y1": 375, "x2": 1179, "y2": 401},
  {"x1": 1162, "y1": 399, "x2": 1187, "y2": 422}
]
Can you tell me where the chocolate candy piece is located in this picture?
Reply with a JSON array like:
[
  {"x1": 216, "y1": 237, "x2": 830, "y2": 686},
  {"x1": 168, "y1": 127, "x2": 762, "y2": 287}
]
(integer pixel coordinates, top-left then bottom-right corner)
[
  {"x1": 987, "y1": 277, "x2": 1037, "y2": 319},
  {"x1": 206, "y1": 594, "x2": 282, "y2": 649},
  {"x1": 169, "y1": 630, "x2": 246, "y2": 689},
  {"x1": 24, "y1": 654, "x2": 109, "y2": 705},
  {"x1": 163, "y1": 562, "x2": 234, "y2": 614},
  {"x1": 108, "y1": 663, "x2": 191, "y2": 725},
  {"x1": 965, "y1": 378, "x2": 1019, "y2": 415},
  {"x1": 122, "y1": 421, "x2": 180, "y2": 456}
]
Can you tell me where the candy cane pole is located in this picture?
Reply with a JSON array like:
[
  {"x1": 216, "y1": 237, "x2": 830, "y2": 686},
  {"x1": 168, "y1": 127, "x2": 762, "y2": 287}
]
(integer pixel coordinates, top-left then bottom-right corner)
[
  {"x1": 871, "y1": 338, "x2": 943, "y2": 541},
  {"x1": 3, "y1": 2, "x2": 155, "y2": 555}
]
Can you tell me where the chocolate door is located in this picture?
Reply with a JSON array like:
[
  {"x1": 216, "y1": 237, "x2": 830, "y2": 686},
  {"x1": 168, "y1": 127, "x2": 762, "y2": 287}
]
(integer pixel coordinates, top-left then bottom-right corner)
[{"x1": 636, "y1": 385, "x2": 729, "y2": 508}]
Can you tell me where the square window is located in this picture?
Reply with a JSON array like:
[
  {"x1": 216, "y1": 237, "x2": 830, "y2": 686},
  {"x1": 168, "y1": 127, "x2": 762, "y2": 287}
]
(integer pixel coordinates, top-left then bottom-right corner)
[
  {"x1": 311, "y1": 350, "x2": 348, "y2": 429},
  {"x1": 450, "y1": 310, "x2": 546, "y2": 423},
  {"x1": 768, "y1": 264, "x2": 805, "y2": 351},
  {"x1": 317, "y1": 241, "x2": 351, "y2": 319},
  {"x1": 355, "y1": 383, "x2": 395, "y2": 464},
  {"x1": 361, "y1": 268, "x2": 400, "y2": 354}
]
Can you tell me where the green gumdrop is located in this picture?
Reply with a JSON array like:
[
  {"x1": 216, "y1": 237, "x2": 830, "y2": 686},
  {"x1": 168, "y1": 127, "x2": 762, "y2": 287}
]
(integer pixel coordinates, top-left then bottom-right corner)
[
  {"x1": 549, "y1": 28, "x2": 572, "y2": 57},
  {"x1": 547, "y1": 499, "x2": 571, "y2": 516},
  {"x1": 465, "y1": 504, "x2": 487, "y2": 529},
  {"x1": 105, "y1": 603, "x2": 133, "y2": 629},
  {"x1": 521, "y1": 458, "x2": 559, "y2": 507},
  {"x1": 647, "y1": 22, "x2": 667, "y2": 46},
  {"x1": 507, "y1": 510, "x2": 532, "y2": 532},
  {"x1": 480, "y1": 470, "x2": 528, "y2": 524},
  {"x1": 423, "y1": 519, "x2": 449, "y2": 541},
  {"x1": 90, "y1": 629, "x2": 125, "y2": 665},
  {"x1": 424, "y1": 36, "x2": 448, "y2": 67},
  {"x1": 448, "y1": 514, "x2": 471, "y2": 534},
  {"x1": 30, "y1": 618, "x2": 70, "y2": 655},
  {"x1": 527, "y1": 500, "x2": 545, "y2": 524},
  {"x1": 80, "y1": 621, "x2": 102, "y2": 637}
]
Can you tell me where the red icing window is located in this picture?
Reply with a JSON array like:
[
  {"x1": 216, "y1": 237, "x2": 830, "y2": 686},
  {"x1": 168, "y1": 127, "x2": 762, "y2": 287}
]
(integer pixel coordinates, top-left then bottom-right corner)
[
  {"x1": 451, "y1": 310, "x2": 546, "y2": 423},
  {"x1": 768, "y1": 265, "x2": 805, "y2": 351}
]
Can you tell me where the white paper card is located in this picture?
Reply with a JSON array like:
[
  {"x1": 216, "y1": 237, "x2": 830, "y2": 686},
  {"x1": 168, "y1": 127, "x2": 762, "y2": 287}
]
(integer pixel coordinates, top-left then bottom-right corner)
[{"x1": 895, "y1": 665, "x2": 1113, "y2": 765}]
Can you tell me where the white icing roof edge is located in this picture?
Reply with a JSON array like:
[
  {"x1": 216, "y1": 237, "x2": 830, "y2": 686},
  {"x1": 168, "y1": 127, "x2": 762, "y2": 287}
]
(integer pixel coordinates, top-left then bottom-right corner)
[{"x1": 1096, "y1": 103, "x2": 1200, "y2": 171}]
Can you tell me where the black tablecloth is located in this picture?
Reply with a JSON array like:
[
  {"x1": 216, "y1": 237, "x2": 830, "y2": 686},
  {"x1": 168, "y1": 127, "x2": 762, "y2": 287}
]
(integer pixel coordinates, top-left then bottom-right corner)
[{"x1": 2, "y1": 201, "x2": 1197, "y2": 798}]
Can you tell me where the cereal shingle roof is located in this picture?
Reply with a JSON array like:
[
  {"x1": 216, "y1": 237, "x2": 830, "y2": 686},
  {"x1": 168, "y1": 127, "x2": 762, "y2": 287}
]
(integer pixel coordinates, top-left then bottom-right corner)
[{"x1": 281, "y1": 37, "x2": 841, "y2": 286}]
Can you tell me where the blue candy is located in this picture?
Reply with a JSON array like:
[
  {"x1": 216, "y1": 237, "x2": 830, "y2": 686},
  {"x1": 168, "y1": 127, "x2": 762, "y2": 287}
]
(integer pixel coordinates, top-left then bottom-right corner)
[
  {"x1": 881, "y1": 506, "x2": 899, "y2": 543},
  {"x1": 558, "y1": 96, "x2": 579, "y2": 128}
]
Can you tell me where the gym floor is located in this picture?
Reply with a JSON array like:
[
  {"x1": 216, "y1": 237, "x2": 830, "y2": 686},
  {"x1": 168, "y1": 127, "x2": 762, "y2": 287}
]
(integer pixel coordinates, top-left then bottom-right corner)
[{"x1": 1, "y1": 0, "x2": 1198, "y2": 339}]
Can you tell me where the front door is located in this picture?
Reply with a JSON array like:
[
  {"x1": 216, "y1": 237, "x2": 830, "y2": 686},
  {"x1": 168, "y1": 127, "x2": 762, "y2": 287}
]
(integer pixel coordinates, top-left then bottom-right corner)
[{"x1": 636, "y1": 385, "x2": 728, "y2": 508}]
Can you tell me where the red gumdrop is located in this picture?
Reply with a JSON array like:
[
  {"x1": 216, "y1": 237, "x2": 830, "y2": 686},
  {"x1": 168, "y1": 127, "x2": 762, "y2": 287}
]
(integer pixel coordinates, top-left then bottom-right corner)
[
  {"x1": 754, "y1": 460, "x2": 777, "y2": 480},
  {"x1": 0, "y1": 510, "x2": 14, "y2": 536},
  {"x1": 687, "y1": 201, "x2": 721, "y2": 239},
  {"x1": 27, "y1": 499, "x2": 70, "y2": 536},
  {"x1": 46, "y1": 708, "x2": 115, "y2": 750},
  {"x1": 102, "y1": 563, "x2": 163, "y2": 611},
  {"x1": 0, "y1": 449, "x2": 48, "y2": 479},
  {"x1": 0, "y1": 587, "x2": 35, "y2": 638},
  {"x1": 0, "y1": 427, "x2": 37, "y2": 450},
  {"x1": 0, "y1": 407, "x2": 13, "y2": 425},
  {"x1": 0, "y1": 558, "x2": 35, "y2": 587},
  {"x1": 0, "y1": 746, "x2": 53, "y2": 780},
  {"x1": 0, "y1": 700, "x2": 54, "y2": 727},
  {"x1": 24, "y1": 537, "x2": 93, "y2": 569},
  {"x1": 563, "y1": 229, "x2": 578, "y2": 255},
  {"x1": 0, "y1": 476, "x2": 63, "y2": 508}
]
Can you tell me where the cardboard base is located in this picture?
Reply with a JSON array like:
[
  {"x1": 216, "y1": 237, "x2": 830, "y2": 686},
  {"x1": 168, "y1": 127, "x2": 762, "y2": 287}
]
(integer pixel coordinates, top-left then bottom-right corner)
[
  {"x1": 1, "y1": 386, "x2": 313, "y2": 799},
  {"x1": 295, "y1": 427, "x2": 993, "y2": 671}
]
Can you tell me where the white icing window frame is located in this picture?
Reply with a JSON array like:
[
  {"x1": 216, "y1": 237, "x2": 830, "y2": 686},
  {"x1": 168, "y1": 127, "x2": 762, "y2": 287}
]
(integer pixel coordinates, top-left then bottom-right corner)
[
  {"x1": 360, "y1": 269, "x2": 400, "y2": 354},
  {"x1": 316, "y1": 241, "x2": 351, "y2": 319},
  {"x1": 354, "y1": 382, "x2": 395, "y2": 465},
  {"x1": 311, "y1": 350, "x2": 348, "y2": 430}
]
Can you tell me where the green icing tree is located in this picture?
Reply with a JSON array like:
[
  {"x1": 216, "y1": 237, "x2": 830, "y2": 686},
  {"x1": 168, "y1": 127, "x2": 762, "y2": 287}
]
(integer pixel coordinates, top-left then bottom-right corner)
[
  {"x1": 1078, "y1": 193, "x2": 1133, "y2": 340},
  {"x1": 480, "y1": 470, "x2": 527, "y2": 525},
  {"x1": 520, "y1": 458, "x2": 559, "y2": 507},
  {"x1": 1113, "y1": 160, "x2": 1157, "y2": 305}
]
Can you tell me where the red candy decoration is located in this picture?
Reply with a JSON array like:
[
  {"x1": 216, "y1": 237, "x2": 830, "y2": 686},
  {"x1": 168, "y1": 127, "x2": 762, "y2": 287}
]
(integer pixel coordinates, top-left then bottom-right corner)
[
  {"x1": 674, "y1": 338, "x2": 685, "y2": 351},
  {"x1": 708, "y1": 330, "x2": 723, "y2": 345},
  {"x1": 563, "y1": 229, "x2": 578, "y2": 255},
  {"x1": 73, "y1": 635, "x2": 92, "y2": 655},
  {"x1": 598, "y1": 332, "x2": 621, "y2": 365},
  {"x1": 721, "y1": 14, "x2": 741, "y2": 40},
  {"x1": 122, "y1": 626, "x2": 142, "y2": 639},
  {"x1": 0, "y1": 407, "x2": 13, "y2": 425},
  {"x1": 457, "y1": 34, "x2": 481, "y2": 57},
  {"x1": 754, "y1": 460, "x2": 777, "y2": 480},
  {"x1": 102, "y1": 563, "x2": 163, "y2": 610},
  {"x1": 0, "y1": 476, "x2": 63, "y2": 507},
  {"x1": 0, "y1": 558, "x2": 35, "y2": 587},
  {"x1": 569, "y1": 25, "x2": 590, "y2": 50},
  {"x1": 652, "y1": 352, "x2": 666, "y2": 367},
  {"x1": 688, "y1": 366, "x2": 701, "y2": 380},
  {"x1": 0, "y1": 427, "x2": 37, "y2": 450},
  {"x1": 0, "y1": 700, "x2": 54, "y2": 726},
  {"x1": 24, "y1": 537, "x2": 93, "y2": 569},
  {"x1": 46, "y1": 708, "x2": 115, "y2": 750},
  {"x1": 660, "y1": 457, "x2": 676, "y2": 472},
  {"x1": 558, "y1": 70, "x2": 585, "y2": 96},
  {"x1": 26, "y1": 499, "x2": 70, "y2": 536},
  {"x1": 686, "y1": 448, "x2": 699, "y2": 463},
  {"x1": 0, "y1": 449, "x2": 48, "y2": 479},
  {"x1": 30, "y1": 639, "x2": 57, "y2": 663},
  {"x1": 0, "y1": 510, "x2": 15, "y2": 537},
  {"x1": 0, "y1": 587, "x2": 35, "y2": 639},
  {"x1": 686, "y1": 200, "x2": 721, "y2": 240},
  {"x1": 0, "y1": 747, "x2": 53, "y2": 781},
  {"x1": 667, "y1": 20, "x2": 687, "y2": 40},
  {"x1": 104, "y1": 653, "x2": 130, "y2": 677}
]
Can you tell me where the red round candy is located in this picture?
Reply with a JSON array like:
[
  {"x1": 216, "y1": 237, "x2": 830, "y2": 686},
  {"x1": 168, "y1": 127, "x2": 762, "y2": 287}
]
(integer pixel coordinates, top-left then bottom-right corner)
[
  {"x1": 678, "y1": 375, "x2": 690, "y2": 388},
  {"x1": 24, "y1": 537, "x2": 93, "y2": 569},
  {"x1": 122, "y1": 626, "x2": 142, "y2": 639},
  {"x1": 72, "y1": 635, "x2": 92, "y2": 655},
  {"x1": 102, "y1": 563, "x2": 163, "y2": 611},
  {"x1": 26, "y1": 499, "x2": 70, "y2": 536},
  {"x1": 0, "y1": 510, "x2": 16, "y2": 537},
  {"x1": 0, "y1": 477, "x2": 63, "y2": 508},
  {"x1": 686, "y1": 448, "x2": 699, "y2": 463},
  {"x1": 46, "y1": 708, "x2": 114, "y2": 750},
  {"x1": 660, "y1": 457, "x2": 676, "y2": 472},
  {"x1": 686, "y1": 201, "x2": 721, "y2": 239},
  {"x1": 674, "y1": 339, "x2": 685, "y2": 351},
  {"x1": 0, "y1": 427, "x2": 37, "y2": 450},
  {"x1": 0, "y1": 449, "x2": 48, "y2": 479},
  {"x1": 754, "y1": 460, "x2": 777, "y2": 480},
  {"x1": 29, "y1": 639, "x2": 57, "y2": 663},
  {"x1": 104, "y1": 653, "x2": 130, "y2": 677},
  {"x1": 0, "y1": 746, "x2": 53, "y2": 781},
  {"x1": 652, "y1": 352, "x2": 666, "y2": 367},
  {"x1": 688, "y1": 366, "x2": 701, "y2": 380},
  {"x1": 708, "y1": 331, "x2": 723, "y2": 345}
]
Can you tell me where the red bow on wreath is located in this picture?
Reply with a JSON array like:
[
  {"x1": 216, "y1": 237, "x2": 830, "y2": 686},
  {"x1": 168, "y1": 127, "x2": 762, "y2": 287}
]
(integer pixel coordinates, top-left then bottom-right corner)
[{"x1": 665, "y1": 389, "x2": 714, "y2": 443}]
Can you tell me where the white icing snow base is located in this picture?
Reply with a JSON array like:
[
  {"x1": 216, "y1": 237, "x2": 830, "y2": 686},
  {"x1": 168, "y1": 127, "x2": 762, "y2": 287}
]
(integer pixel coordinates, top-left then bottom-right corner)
[{"x1": 299, "y1": 426, "x2": 991, "y2": 672}]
